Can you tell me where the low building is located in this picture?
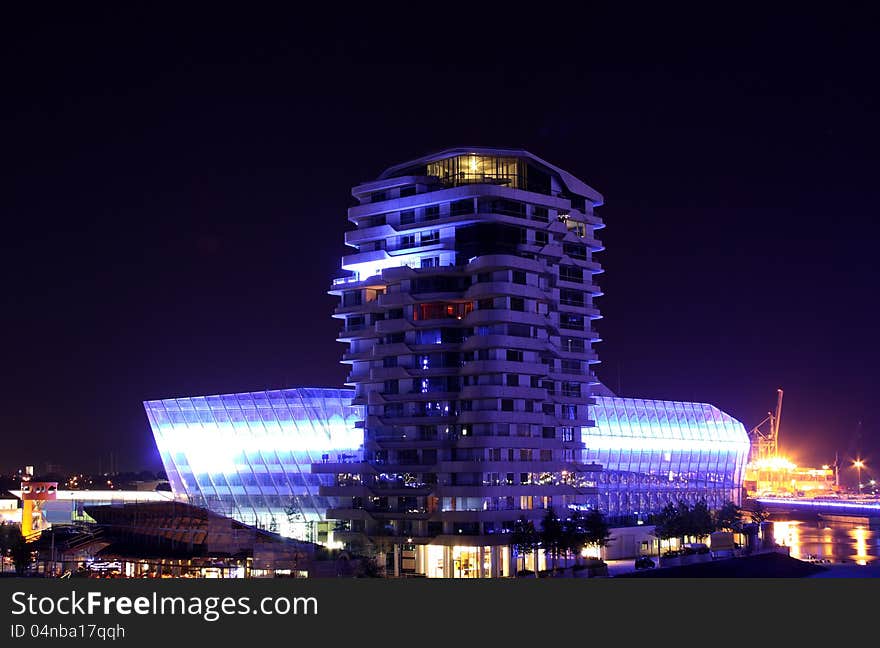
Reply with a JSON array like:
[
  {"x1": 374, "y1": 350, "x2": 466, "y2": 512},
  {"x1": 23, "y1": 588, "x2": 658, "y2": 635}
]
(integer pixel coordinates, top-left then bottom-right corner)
[{"x1": 29, "y1": 501, "x2": 320, "y2": 578}]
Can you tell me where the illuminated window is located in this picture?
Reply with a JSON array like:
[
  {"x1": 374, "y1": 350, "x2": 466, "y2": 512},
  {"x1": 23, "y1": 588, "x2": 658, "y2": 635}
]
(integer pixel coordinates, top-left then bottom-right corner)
[
  {"x1": 415, "y1": 301, "x2": 474, "y2": 320},
  {"x1": 427, "y1": 155, "x2": 523, "y2": 188}
]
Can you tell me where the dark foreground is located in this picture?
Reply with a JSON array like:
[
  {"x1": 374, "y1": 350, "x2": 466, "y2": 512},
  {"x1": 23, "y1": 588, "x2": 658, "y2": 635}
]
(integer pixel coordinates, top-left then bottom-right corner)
[{"x1": 616, "y1": 552, "x2": 829, "y2": 578}]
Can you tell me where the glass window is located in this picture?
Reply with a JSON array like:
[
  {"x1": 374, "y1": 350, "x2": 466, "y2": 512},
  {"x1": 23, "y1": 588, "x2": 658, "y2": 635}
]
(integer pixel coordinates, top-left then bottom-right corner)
[
  {"x1": 427, "y1": 155, "x2": 523, "y2": 189},
  {"x1": 420, "y1": 230, "x2": 440, "y2": 245}
]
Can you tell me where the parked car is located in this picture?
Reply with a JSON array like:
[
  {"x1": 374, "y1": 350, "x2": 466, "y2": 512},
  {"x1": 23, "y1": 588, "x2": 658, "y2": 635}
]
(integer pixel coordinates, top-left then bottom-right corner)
[{"x1": 634, "y1": 556, "x2": 655, "y2": 570}]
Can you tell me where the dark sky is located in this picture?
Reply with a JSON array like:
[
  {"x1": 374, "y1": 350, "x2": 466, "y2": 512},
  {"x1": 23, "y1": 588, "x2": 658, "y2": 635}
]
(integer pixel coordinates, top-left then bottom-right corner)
[{"x1": 2, "y1": 7, "x2": 878, "y2": 481}]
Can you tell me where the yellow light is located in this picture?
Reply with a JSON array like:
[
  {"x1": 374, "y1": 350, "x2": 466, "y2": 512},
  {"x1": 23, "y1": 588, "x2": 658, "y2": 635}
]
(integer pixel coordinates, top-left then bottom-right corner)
[
  {"x1": 750, "y1": 456, "x2": 797, "y2": 472},
  {"x1": 853, "y1": 459, "x2": 865, "y2": 469},
  {"x1": 469, "y1": 156, "x2": 478, "y2": 171}
]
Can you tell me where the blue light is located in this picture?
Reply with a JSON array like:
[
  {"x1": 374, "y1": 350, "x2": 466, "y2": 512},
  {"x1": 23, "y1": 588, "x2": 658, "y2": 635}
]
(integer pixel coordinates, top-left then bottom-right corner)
[
  {"x1": 144, "y1": 388, "x2": 362, "y2": 531},
  {"x1": 585, "y1": 396, "x2": 751, "y2": 515}
]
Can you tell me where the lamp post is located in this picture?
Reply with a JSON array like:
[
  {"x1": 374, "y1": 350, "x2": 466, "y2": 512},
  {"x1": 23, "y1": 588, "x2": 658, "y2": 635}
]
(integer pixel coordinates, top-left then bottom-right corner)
[{"x1": 853, "y1": 460, "x2": 864, "y2": 495}]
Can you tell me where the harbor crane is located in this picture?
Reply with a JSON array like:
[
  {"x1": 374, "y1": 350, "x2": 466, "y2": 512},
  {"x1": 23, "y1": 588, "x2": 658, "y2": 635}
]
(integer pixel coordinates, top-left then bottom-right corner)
[{"x1": 749, "y1": 388, "x2": 784, "y2": 463}]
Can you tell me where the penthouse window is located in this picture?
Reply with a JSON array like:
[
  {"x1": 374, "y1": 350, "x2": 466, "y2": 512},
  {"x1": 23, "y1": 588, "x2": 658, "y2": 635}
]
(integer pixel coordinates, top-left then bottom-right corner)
[{"x1": 428, "y1": 154, "x2": 523, "y2": 188}]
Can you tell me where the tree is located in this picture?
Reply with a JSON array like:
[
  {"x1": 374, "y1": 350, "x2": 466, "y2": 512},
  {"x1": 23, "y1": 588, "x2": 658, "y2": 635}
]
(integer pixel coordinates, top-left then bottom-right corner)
[
  {"x1": 749, "y1": 503, "x2": 771, "y2": 545},
  {"x1": 356, "y1": 554, "x2": 383, "y2": 578},
  {"x1": 0, "y1": 525, "x2": 33, "y2": 575},
  {"x1": 674, "y1": 500, "x2": 693, "y2": 545},
  {"x1": 540, "y1": 507, "x2": 563, "y2": 570},
  {"x1": 561, "y1": 509, "x2": 587, "y2": 566},
  {"x1": 582, "y1": 508, "x2": 612, "y2": 559},
  {"x1": 370, "y1": 522, "x2": 395, "y2": 577},
  {"x1": 511, "y1": 516, "x2": 539, "y2": 574},
  {"x1": 651, "y1": 502, "x2": 679, "y2": 558},
  {"x1": 690, "y1": 500, "x2": 714, "y2": 541},
  {"x1": 749, "y1": 503, "x2": 770, "y2": 526},
  {"x1": 714, "y1": 501, "x2": 742, "y2": 532}
]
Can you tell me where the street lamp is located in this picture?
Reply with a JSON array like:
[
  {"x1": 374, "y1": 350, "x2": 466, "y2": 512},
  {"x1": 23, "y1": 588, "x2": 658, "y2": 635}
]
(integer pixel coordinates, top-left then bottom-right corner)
[{"x1": 853, "y1": 459, "x2": 865, "y2": 495}]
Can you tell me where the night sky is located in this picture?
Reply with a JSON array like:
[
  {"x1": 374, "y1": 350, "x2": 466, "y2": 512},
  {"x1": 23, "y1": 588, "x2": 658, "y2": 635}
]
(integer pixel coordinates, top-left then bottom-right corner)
[{"x1": 2, "y1": 8, "x2": 878, "y2": 482}]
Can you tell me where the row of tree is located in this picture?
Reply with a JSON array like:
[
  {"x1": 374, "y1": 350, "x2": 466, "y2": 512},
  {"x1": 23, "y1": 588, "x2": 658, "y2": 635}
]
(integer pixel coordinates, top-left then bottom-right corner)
[
  {"x1": 510, "y1": 507, "x2": 611, "y2": 572},
  {"x1": 651, "y1": 499, "x2": 769, "y2": 551},
  {"x1": 507, "y1": 500, "x2": 769, "y2": 572}
]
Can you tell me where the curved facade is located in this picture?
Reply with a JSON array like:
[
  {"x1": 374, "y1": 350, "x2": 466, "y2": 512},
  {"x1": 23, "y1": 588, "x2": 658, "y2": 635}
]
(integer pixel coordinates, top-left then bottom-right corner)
[
  {"x1": 144, "y1": 388, "x2": 361, "y2": 541},
  {"x1": 145, "y1": 389, "x2": 750, "y2": 529},
  {"x1": 586, "y1": 397, "x2": 750, "y2": 517}
]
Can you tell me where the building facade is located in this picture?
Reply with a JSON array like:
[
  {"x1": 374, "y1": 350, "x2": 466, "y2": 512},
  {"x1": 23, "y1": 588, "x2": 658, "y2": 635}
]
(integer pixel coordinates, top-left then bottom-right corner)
[
  {"x1": 141, "y1": 148, "x2": 751, "y2": 577},
  {"x1": 317, "y1": 148, "x2": 606, "y2": 575},
  {"x1": 586, "y1": 396, "x2": 749, "y2": 519},
  {"x1": 144, "y1": 389, "x2": 749, "y2": 564},
  {"x1": 145, "y1": 388, "x2": 361, "y2": 543}
]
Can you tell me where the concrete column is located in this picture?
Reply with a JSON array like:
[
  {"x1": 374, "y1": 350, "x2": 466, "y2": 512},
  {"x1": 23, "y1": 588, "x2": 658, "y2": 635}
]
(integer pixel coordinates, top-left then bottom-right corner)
[
  {"x1": 444, "y1": 545, "x2": 453, "y2": 578},
  {"x1": 478, "y1": 547, "x2": 486, "y2": 578},
  {"x1": 393, "y1": 544, "x2": 400, "y2": 578}
]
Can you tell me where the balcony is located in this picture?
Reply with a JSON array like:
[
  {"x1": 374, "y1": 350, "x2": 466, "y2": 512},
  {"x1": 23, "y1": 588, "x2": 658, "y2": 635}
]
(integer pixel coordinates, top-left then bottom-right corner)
[
  {"x1": 367, "y1": 484, "x2": 435, "y2": 496},
  {"x1": 332, "y1": 274, "x2": 362, "y2": 287}
]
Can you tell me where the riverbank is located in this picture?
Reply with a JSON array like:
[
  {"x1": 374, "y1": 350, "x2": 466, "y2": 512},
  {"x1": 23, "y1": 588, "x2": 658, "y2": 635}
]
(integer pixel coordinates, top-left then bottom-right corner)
[{"x1": 615, "y1": 552, "x2": 829, "y2": 578}]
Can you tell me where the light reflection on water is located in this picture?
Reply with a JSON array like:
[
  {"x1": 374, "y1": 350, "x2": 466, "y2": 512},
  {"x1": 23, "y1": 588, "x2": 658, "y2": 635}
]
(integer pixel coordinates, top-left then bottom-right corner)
[{"x1": 773, "y1": 518, "x2": 878, "y2": 565}]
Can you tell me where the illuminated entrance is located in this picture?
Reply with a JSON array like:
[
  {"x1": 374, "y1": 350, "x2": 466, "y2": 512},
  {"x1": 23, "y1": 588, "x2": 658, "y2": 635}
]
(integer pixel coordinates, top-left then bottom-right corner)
[{"x1": 424, "y1": 545, "x2": 510, "y2": 578}]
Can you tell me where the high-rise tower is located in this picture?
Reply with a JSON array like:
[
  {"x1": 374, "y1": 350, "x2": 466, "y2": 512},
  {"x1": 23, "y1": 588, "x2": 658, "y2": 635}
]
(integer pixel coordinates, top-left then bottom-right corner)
[{"x1": 316, "y1": 148, "x2": 605, "y2": 577}]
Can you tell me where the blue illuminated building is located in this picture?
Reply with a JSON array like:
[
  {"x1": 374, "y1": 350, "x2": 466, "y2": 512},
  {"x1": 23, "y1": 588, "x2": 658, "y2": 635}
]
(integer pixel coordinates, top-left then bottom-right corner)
[
  {"x1": 145, "y1": 388, "x2": 361, "y2": 543},
  {"x1": 586, "y1": 395, "x2": 749, "y2": 517},
  {"x1": 143, "y1": 148, "x2": 751, "y2": 576},
  {"x1": 144, "y1": 388, "x2": 749, "y2": 556}
]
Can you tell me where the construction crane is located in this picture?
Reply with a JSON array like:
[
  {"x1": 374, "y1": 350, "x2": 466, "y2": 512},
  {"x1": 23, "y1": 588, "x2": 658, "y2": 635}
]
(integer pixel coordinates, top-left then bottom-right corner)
[{"x1": 749, "y1": 388, "x2": 784, "y2": 463}]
